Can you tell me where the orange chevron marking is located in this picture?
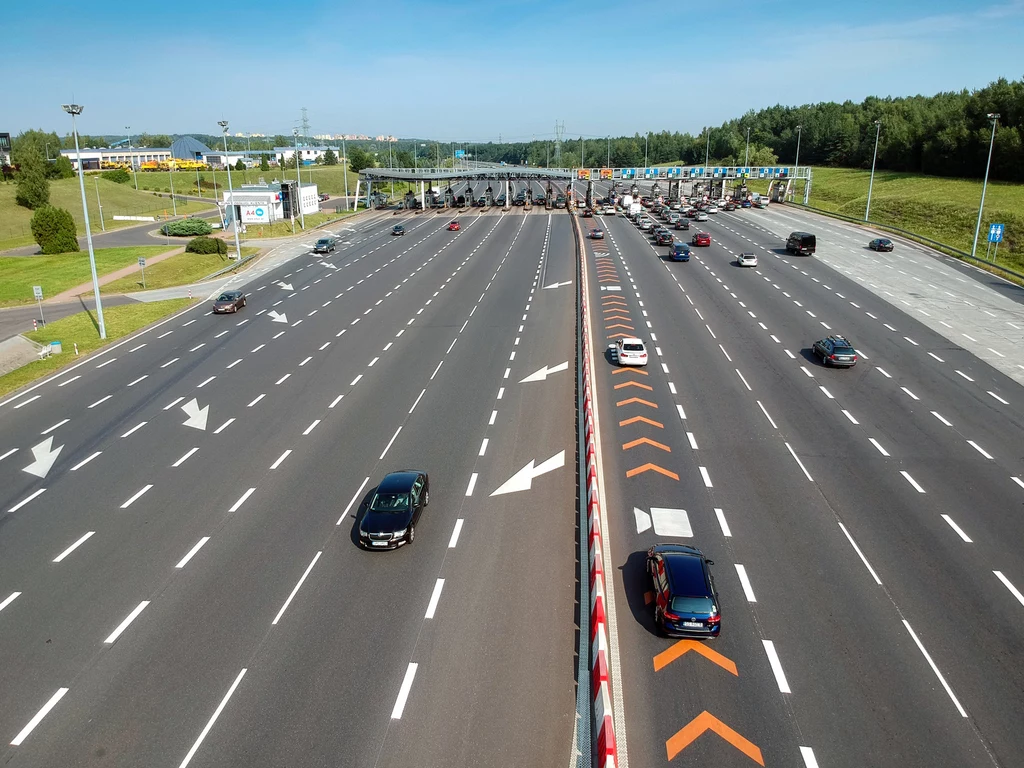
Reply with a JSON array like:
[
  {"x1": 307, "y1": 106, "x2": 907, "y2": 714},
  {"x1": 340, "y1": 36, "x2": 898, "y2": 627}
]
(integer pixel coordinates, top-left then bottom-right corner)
[
  {"x1": 666, "y1": 711, "x2": 764, "y2": 764},
  {"x1": 615, "y1": 397, "x2": 658, "y2": 408},
  {"x1": 618, "y1": 416, "x2": 662, "y2": 428},
  {"x1": 653, "y1": 640, "x2": 738, "y2": 675},
  {"x1": 613, "y1": 380, "x2": 653, "y2": 391},
  {"x1": 611, "y1": 367, "x2": 647, "y2": 375},
  {"x1": 622, "y1": 437, "x2": 671, "y2": 452},
  {"x1": 605, "y1": 323, "x2": 635, "y2": 331},
  {"x1": 626, "y1": 463, "x2": 679, "y2": 480},
  {"x1": 606, "y1": 333, "x2": 633, "y2": 339}
]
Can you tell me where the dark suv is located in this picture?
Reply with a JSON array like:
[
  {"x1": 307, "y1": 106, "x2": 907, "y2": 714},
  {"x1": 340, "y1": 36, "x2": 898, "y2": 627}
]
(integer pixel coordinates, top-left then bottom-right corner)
[
  {"x1": 358, "y1": 471, "x2": 430, "y2": 549},
  {"x1": 812, "y1": 334, "x2": 858, "y2": 367},
  {"x1": 313, "y1": 236, "x2": 336, "y2": 254},
  {"x1": 648, "y1": 544, "x2": 720, "y2": 638},
  {"x1": 786, "y1": 231, "x2": 816, "y2": 255}
]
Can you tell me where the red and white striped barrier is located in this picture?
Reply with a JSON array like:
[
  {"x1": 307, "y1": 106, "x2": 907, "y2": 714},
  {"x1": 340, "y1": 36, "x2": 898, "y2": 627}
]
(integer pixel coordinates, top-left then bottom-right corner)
[{"x1": 577, "y1": 216, "x2": 619, "y2": 768}]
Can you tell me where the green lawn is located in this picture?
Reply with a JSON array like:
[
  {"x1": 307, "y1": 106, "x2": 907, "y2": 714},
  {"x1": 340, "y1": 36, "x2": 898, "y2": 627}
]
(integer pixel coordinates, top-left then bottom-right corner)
[
  {"x1": 100, "y1": 247, "x2": 259, "y2": 293},
  {"x1": 0, "y1": 177, "x2": 214, "y2": 251},
  {"x1": 143, "y1": 166, "x2": 414, "y2": 200},
  {"x1": 0, "y1": 246, "x2": 173, "y2": 307},
  {"x1": 0, "y1": 298, "x2": 195, "y2": 398}
]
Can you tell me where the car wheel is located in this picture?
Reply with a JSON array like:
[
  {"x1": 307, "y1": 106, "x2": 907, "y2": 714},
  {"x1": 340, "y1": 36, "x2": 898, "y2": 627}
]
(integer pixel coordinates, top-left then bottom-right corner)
[
  {"x1": 654, "y1": 608, "x2": 668, "y2": 637},
  {"x1": 424, "y1": 490, "x2": 430, "y2": 507},
  {"x1": 242, "y1": 298, "x2": 247, "y2": 307},
  {"x1": 407, "y1": 524, "x2": 416, "y2": 544}
]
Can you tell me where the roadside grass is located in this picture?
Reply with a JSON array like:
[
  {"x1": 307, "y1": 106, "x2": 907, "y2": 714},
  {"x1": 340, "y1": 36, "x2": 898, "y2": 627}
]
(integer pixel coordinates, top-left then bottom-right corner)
[
  {"x1": 0, "y1": 177, "x2": 214, "y2": 251},
  {"x1": 146, "y1": 166, "x2": 415, "y2": 200},
  {"x1": 0, "y1": 298, "x2": 195, "y2": 398},
  {"x1": 0, "y1": 246, "x2": 173, "y2": 307},
  {"x1": 99, "y1": 247, "x2": 260, "y2": 294},
  {"x1": 238, "y1": 211, "x2": 358, "y2": 240}
]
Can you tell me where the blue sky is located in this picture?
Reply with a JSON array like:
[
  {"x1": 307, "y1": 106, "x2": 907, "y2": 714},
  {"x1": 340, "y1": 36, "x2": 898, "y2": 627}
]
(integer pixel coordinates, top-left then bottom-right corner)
[{"x1": 8, "y1": 0, "x2": 1023, "y2": 141}]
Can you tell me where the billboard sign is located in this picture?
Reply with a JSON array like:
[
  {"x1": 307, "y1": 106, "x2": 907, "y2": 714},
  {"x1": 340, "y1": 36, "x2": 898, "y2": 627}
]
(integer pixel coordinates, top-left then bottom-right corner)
[{"x1": 242, "y1": 206, "x2": 270, "y2": 223}]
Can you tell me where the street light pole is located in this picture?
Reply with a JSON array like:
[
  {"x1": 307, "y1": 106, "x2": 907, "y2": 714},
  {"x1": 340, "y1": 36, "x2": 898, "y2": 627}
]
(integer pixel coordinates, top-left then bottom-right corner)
[
  {"x1": 218, "y1": 120, "x2": 244, "y2": 259},
  {"x1": 794, "y1": 124, "x2": 803, "y2": 169},
  {"x1": 865, "y1": 120, "x2": 881, "y2": 222},
  {"x1": 644, "y1": 133, "x2": 649, "y2": 167},
  {"x1": 607, "y1": 135, "x2": 611, "y2": 167},
  {"x1": 293, "y1": 128, "x2": 305, "y2": 229},
  {"x1": 126, "y1": 125, "x2": 138, "y2": 190},
  {"x1": 64, "y1": 104, "x2": 106, "y2": 339},
  {"x1": 342, "y1": 136, "x2": 349, "y2": 210},
  {"x1": 744, "y1": 126, "x2": 750, "y2": 166},
  {"x1": 95, "y1": 177, "x2": 105, "y2": 231},
  {"x1": 971, "y1": 113, "x2": 1000, "y2": 260}
]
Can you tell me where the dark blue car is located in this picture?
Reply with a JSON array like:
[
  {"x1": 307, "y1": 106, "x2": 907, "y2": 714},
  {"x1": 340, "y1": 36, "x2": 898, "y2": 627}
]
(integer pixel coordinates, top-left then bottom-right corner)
[
  {"x1": 648, "y1": 544, "x2": 720, "y2": 638},
  {"x1": 669, "y1": 241, "x2": 691, "y2": 262}
]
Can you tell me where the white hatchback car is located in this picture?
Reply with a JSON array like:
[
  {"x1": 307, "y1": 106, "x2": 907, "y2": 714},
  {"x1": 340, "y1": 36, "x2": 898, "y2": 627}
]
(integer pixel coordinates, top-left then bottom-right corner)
[
  {"x1": 615, "y1": 337, "x2": 649, "y2": 366},
  {"x1": 708, "y1": 205, "x2": 719, "y2": 214},
  {"x1": 695, "y1": 212, "x2": 709, "y2": 222},
  {"x1": 737, "y1": 252, "x2": 758, "y2": 267},
  {"x1": 604, "y1": 206, "x2": 616, "y2": 215}
]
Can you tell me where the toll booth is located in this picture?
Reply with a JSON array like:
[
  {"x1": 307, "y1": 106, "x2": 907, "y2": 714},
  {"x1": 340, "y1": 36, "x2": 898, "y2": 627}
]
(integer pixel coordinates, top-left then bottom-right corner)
[
  {"x1": 444, "y1": 187, "x2": 456, "y2": 207},
  {"x1": 485, "y1": 186, "x2": 494, "y2": 206}
]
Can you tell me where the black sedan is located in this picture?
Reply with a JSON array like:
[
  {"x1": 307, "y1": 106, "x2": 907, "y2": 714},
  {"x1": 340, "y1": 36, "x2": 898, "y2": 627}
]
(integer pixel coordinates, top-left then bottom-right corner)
[
  {"x1": 648, "y1": 544, "x2": 720, "y2": 638},
  {"x1": 869, "y1": 238, "x2": 894, "y2": 252},
  {"x1": 812, "y1": 334, "x2": 858, "y2": 367},
  {"x1": 358, "y1": 471, "x2": 430, "y2": 549},
  {"x1": 673, "y1": 219, "x2": 690, "y2": 231},
  {"x1": 655, "y1": 231, "x2": 673, "y2": 246},
  {"x1": 392, "y1": 225, "x2": 405, "y2": 236},
  {"x1": 212, "y1": 290, "x2": 246, "y2": 313}
]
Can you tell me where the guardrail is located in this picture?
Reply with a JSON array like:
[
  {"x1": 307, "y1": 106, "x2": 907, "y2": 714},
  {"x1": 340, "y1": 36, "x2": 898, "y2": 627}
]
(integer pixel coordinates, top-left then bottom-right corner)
[
  {"x1": 572, "y1": 211, "x2": 619, "y2": 768},
  {"x1": 787, "y1": 202, "x2": 1024, "y2": 283},
  {"x1": 199, "y1": 252, "x2": 259, "y2": 282}
]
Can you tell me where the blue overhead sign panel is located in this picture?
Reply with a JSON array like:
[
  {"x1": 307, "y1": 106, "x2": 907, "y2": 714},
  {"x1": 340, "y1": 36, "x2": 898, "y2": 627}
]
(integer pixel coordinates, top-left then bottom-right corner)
[
  {"x1": 455, "y1": 149, "x2": 465, "y2": 158},
  {"x1": 989, "y1": 223, "x2": 1004, "y2": 243},
  {"x1": 621, "y1": 168, "x2": 635, "y2": 179}
]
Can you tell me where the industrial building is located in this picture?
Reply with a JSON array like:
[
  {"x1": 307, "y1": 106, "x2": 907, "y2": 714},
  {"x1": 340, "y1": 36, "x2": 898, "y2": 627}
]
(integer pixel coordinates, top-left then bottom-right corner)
[{"x1": 221, "y1": 180, "x2": 320, "y2": 225}]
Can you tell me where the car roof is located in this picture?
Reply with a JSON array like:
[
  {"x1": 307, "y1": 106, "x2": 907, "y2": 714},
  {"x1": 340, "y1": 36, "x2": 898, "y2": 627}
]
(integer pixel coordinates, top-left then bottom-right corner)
[
  {"x1": 377, "y1": 471, "x2": 420, "y2": 492},
  {"x1": 661, "y1": 550, "x2": 710, "y2": 595},
  {"x1": 219, "y1": 290, "x2": 241, "y2": 297},
  {"x1": 619, "y1": 336, "x2": 644, "y2": 345}
]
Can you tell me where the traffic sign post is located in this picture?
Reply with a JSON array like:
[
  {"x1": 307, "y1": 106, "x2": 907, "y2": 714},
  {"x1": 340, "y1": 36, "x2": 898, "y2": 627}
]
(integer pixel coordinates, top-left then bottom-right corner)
[
  {"x1": 988, "y1": 223, "x2": 1004, "y2": 262},
  {"x1": 32, "y1": 285, "x2": 45, "y2": 327},
  {"x1": 138, "y1": 257, "x2": 147, "y2": 289}
]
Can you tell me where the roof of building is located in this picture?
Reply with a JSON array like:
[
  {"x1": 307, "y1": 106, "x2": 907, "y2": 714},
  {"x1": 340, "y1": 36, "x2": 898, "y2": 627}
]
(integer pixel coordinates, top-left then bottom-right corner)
[{"x1": 171, "y1": 136, "x2": 213, "y2": 160}]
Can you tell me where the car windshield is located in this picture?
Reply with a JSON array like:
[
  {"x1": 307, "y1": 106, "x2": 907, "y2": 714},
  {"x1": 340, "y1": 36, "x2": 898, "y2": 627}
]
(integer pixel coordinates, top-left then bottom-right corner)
[
  {"x1": 370, "y1": 492, "x2": 410, "y2": 512},
  {"x1": 670, "y1": 596, "x2": 714, "y2": 614},
  {"x1": 216, "y1": 293, "x2": 235, "y2": 301},
  {"x1": 879, "y1": 240, "x2": 891, "y2": 245},
  {"x1": 622, "y1": 343, "x2": 645, "y2": 352}
]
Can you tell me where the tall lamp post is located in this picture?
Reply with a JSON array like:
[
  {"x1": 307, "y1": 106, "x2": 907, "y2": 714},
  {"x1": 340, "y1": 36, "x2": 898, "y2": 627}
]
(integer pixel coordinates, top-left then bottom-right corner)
[
  {"x1": 744, "y1": 126, "x2": 751, "y2": 166},
  {"x1": 342, "y1": 135, "x2": 349, "y2": 210},
  {"x1": 644, "y1": 133, "x2": 649, "y2": 168},
  {"x1": 607, "y1": 135, "x2": 611, "y2": 167},
  {"x1": 865, "y1": 120, "x2": 882, "y2": 222},
  {"x1": 793, "y1": 124, "x2": 803, "y2": 202},
  {"x1": 94, "y1": 177, "x2": 105, "y2": 231},
  {"x1": 64, "y1": 104, "x2": 106, "y2": 339},
  {"x1": 125, "y1": 125, "x2": 138, "y2": 190},
  {"x1": 218, "y1": 120, "x2": 243, "y2": 259},
  {"x1": 292, "y1": 128, "x2": 305, "y2": 229},
  {"x1": 971, "y1": 113, "x2": 1000, "y2": 260}
]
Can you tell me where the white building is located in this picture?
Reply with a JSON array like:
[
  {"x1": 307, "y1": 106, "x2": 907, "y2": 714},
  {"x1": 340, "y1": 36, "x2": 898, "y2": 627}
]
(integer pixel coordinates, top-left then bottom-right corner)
[
  {"x1": 61, "y1": 147, "x2": 172, "y2": 171},
  {"x1": 222, "y1": 181, "x2": 319, "y2": 225},
  {"x1": 276, "y1": 146, "x2": 341, "y2": 165}
]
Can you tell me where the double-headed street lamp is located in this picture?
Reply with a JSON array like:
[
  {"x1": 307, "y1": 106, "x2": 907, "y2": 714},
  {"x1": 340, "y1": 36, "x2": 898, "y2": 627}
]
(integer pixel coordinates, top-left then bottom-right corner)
[
  {"x1": 865, "y1": 120, "x2": 882, "y2": 222},
  {"x1": 744, "y1": 126, "x2": 751, "y2": 166},
  {"x1": 971, "y1": 113, "x2": 1000, "y2": 260},
  {"x1": 292, "y1": 128, "x2": 305, "y2": 229},
  {"x1": 218, "y1": 120, "x2": 243, "y2": 259},
  {"x1": 794, "y1": 124, "x2": 803, "y2": 168},
  {"x1": 63, "y1": 104, "x2": 106, "y2": 339}
]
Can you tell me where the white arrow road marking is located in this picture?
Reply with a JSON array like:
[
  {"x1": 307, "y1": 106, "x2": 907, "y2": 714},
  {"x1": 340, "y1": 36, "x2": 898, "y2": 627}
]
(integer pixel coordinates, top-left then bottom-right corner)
[
  {"x1": 181, "y1": 399, "x2": 210, "y2": 431},
  {"x1": 277, "y1": 282, "x2": 294, "y2": 291},
  {"x1": 23, "y1": 437, "x2": 63, "y2": 478},
  {"x1": 542, "y1": 280, "x2": 573, "y2": 289},
  {"x1": 322, "y1": 262, "x2": 339, "y2": 270},
  {"x1": 634, "y1": 507, "x2": 652, "y2": 534},
  {"x1": 651, "y1": 507, "x2": 693, "y2": 537},
  {"x1": 519, "y1": 361, "x2": 569, "y2": 383},
  {"x1": 267, "y1": 310, "x2": 289, "y2": 324},
  {"x1": 490, "y1": 450, "x2": 565, "y2": 496}
]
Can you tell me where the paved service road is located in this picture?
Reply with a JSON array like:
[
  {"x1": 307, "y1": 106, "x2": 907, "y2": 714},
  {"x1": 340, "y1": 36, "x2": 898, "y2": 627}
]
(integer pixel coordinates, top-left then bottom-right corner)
[
  {"x1": 0, "y1": 205, "x2": 578, "y2": 767},
  {"x1": 584, "y1": 189, "x2": 1024, "y2": 767}
]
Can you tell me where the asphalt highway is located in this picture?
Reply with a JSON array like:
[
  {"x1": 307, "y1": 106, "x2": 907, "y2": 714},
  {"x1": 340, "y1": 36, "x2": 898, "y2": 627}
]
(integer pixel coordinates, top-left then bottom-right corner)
[
  {"x1": 583, "y1": 192, "x2": 1024, "y2": 766},
  {"x1": 0, "y1": 204, "x2": 578, "y2": 766}
]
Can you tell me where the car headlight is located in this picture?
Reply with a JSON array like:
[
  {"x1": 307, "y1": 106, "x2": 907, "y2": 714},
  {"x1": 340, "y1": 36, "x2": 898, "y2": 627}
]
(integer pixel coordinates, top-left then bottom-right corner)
[
  {"x1": 359, "y1": 528, "x2": 368, "y2": 537},
  {"x1": 392, "y1": 529, "x2": 407, "y2": 538}
]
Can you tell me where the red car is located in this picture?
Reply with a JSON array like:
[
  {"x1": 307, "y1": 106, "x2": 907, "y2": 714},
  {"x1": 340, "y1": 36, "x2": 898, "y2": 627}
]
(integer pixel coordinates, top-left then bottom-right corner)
[
  {"x1": 692, "y1": 232, "x2": 711, "y2": 247},
  {"x1": 448, "y1": 221, "x2": 460, "y2": 231}
]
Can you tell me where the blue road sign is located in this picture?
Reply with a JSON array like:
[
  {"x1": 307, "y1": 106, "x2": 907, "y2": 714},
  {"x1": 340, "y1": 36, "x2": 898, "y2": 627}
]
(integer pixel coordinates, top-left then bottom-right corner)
[
  {"x1": 989, "y1": 223, "x2": 1004, "y2": 243},
  {"x1": 455, "y1": 149, "x2": 465, "y2": 158}
]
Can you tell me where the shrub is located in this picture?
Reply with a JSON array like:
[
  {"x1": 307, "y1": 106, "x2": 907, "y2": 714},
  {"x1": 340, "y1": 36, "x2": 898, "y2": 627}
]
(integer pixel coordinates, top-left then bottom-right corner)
[
  {"x1": 31, "y1": 206, "x2": 79, "y2": 254},
  {"x1": 15, "y1": 158, "x2": 50, "y2": 209},
  {"x1": 161, "y1": 217, "x2": 213, "y2": 236},
  {"x1": 186, "y1": 235, "x2": 227, "y2": 254},
  {"x1": 53, "y1": 155, "x2": 76, "y2": 179},
  {"x1": 101, "y1": 168, "x2": 131, "y2": 184}
]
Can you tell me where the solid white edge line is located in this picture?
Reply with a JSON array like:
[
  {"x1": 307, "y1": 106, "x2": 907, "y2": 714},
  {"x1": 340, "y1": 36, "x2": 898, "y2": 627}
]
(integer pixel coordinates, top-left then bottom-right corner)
[
  {"x1": 994, "y1": 571, "x2": 1024, "y2": 608},
  {"x1": 448, "y1": 519, "x2": 464, "y2": 548},
  {"x1": 10, "y1": 687, "x2": 70, "y2": 746},
  {"x1": 176, "y1": 537, "x2": 211, "y2": 569},
  {"x1": 176, "y1": 669, "x2": 247, "y2": 768},
  {"x1": 941, "y1": 514, "x2": 973, "y2": 543},
  {"x1": 761, "y1": 640, "x2": 792, "y2": 693},
  {"x1": 838, "y1": 522, "x2": 883, "y2": 585},
  {"x1": 103, "y1": 600, "x2": 151, "y2": 643},
  {"x1": 734, "y1": 564, "x2": 757, "y2": 602},
  {"x1": 337, "y1": 477, "x2": 369, "y2": 525},
  {"x1": 902, "y1": 620, "x2": 968, "y2": 717},
  {"x1": 785, "y1": 443, "x2": 814, "y2": 481},
  {"x1": 52, "y1": 531, "x2": 95, "y2": 563},
  {"x1": 390, "y1": 662, "x2": 419, "y2": 719},
  {"x1": 424, "y1": 578, "x2": 445, "y2": 619},
  {"x1": 272, "y1": 551, "x2": 322, "y2": 625}
]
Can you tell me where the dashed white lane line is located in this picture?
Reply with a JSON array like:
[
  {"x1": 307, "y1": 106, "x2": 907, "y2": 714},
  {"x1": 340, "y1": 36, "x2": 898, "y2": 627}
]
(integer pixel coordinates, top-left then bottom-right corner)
[
  {"x1": 103, "y1": 600, "x2": 150, "y2": 643},
  {"x1": 941, "y1": 514, "x2": 973, "y2": 543},
  {"x1": 10, "y1": 687, "x2": 70, "y2": 746},
  {"x1": 88, "y1": 395, "x2": 112, "y2": 409},
  {"x1": 70, "y1": 452, "x2": 101, "y2": 471},
  {"x1": 391, "y1": 662, "x2": 419, "y2": 719},
  {"x1": 176, "y1": 668, "x2": 247, "y2": 768},
  {"x1": 212, "y1": 419, "x2": 234, "y2": 434},
  {"x1": 756, "y1": 401, "x2": 778, "y2": 429},
  {"x1": 967, "y1": 440, "x2": 993, "y2": 460},
  {"x1": 228, "y1": 487, "x2": 255, "y2": 512},
  {"x1": 448, "y1": 518, "x2": 465, "y2": 548},
  {"x1": 40, "y1": 418, "x2": 70, "y2": 435},
  {"x1": 379, "y1": 426, "x2": 402, "y2": 460},
  {"x1": 161, "y1": 358, "x2": 180, "y2": 369},
  {"x1": 785, "y1": 442, "x2": 814, "y2": 481},
  {"x1": 172, "y1": 448, "x2": 199, "y2": 467},
  {"x1": 197, "y1": 376, "x2": 216, "y2": 389},
  {"x1": 465, "y1": 472, "x2": 479, "y2": 497},
  {"x1": 303, "y1": 420, "x2": 320, "y2": 436},
  {"x1": 900, "y1": 387, "x2": 919, "y2": 401},
  {"x1": 247, "y1": 394, "x2": 265, "y2": 408},
  {"x1": 52, "y1": 531, "x2": 95, "y2": 563},
  {"x1": 800, "y1": 746, "x2": 821, "y2": 768},
  {"x1": 762, "y1": 640, "x2": 792, "y2": 693},
  {"x1": 8, "y1": 488, "x2": 46, "y2": 513},
  {"x1": 698, "y1": 466, "x2": 713, "y2": 488},
  {"x1": 424, "y1": 578, "x2": 446, "y2": 619},
  {"x1": 175, "y1": 537, "x2": 211, "y2": 569},
  {"x1": 988, "y1": 391, "x2": 1010, "y2": 405},
  {"x1": 955, "y1": 370, "x2": 974, "y2": 382},
  {"x1": 272, "y1": 551, "x2": 322, "y2": 625},
  {"x1": 163, "y1": 397, "x2": 184, "y2": 410},
  {"x1": 275, "y1": 374, "x2": 290, "y2": 386},
  {"x1": 96, "y1": 358, "x2": 116, "y2": 369},
  {"x1": 994, "y1": 571, "x2": 1024, "y2": 608},
  {"x1": 0, "y1": 592, "x2": 22, "y2": 613},
  {"x1": 57, "y1": 376, "x2": 80, "y2": 388},
  {"x1": 735, "y1": 564, "x2": 757, "y2": 602},
  {"x1": 876, "y1": 367, "x2": 892, "y2": 379},
  {"x1": 120, "y1": 484, "x2": 153, "y2": 508},
  {"x1": 226, "y1": 358, "x2": 243, "y2": 369},
  {"x1": 478, "y1": 439, "x2": 489, "y2": 457},
  {"x1": 1012, "y1": 477, "x2": 1024, "y2": 491},
  {"x1": 900, "y1": 471, "x2": 926, "y2": 493},
  {"x1": 868, "y1": 438, "x2": 890, "y2": 457},
  {"x1": 714, "y1": 508, "x2": 732, "y2": 537},
  {"x1": 902, "y1": 620, "x2": 967, "y2": 717},
  {"x1": 270, "y1": 450, "x2": 292, "y2": 470},
  {"x1": 337, "y1": 476, "x2": 370, "y2": 526}
]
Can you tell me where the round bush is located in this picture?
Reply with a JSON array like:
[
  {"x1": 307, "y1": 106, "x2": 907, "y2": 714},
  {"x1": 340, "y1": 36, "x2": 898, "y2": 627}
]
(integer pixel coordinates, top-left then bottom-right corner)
[
  {"x1": 186, "y1": 236, "x2": 227, "y2": 254},
  {"x1": 30, "y1": 205, "x2": 80, "y2": 254},
  {"x1": 161, "y1": 217, "x2": 213, "y2": 237},
  {"x1": 100, "y1": 168, "x2": 131, "y2": 184}
]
